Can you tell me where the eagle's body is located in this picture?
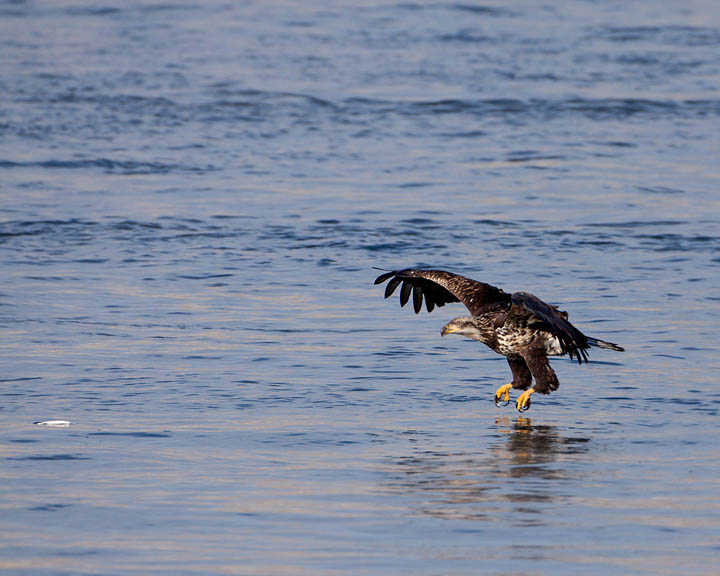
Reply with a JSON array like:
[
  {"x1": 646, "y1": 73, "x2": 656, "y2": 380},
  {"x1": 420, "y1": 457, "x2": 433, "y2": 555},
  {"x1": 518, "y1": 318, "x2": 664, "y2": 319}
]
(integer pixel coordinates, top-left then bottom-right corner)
[
  {"x1": 452, "y1": 304, "x2": 565, "y2": 357},
  {"x1": 374, "y1": 268, "x2": 623, "y2": 411}
]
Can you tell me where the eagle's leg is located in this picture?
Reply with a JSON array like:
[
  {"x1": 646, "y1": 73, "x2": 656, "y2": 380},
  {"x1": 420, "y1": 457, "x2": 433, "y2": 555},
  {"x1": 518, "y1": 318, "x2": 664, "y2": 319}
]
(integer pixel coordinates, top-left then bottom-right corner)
[
  {"x1": 498, "y1": 356, "x2": 531, "y2": 409},
  {"x1": 516, "y1": 351, "x2": 559, "y2": 412},
  {"x1": 494, "y1": 383, "x2": 512, "y2": 406}
]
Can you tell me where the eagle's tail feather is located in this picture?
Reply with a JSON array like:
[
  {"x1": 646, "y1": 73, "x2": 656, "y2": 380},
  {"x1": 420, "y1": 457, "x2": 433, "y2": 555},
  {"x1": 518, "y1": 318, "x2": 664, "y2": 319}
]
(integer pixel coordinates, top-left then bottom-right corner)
[{"x1": 587, "y1": 336, "x2": 624, "y2": 352}]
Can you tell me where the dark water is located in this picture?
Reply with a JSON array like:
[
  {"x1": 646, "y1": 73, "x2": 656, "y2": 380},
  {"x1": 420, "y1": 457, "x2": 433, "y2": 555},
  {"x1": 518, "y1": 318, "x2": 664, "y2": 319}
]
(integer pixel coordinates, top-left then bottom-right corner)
[{"x1": 2, "y1": 1, "x2": 720, "y2": 574}]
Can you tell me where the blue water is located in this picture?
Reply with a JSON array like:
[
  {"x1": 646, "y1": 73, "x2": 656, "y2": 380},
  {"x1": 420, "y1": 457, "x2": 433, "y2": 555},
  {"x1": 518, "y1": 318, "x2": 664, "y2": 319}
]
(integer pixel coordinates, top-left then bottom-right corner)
[{"x1": 1, "y1": 1, "x2": 719, "y2": 574}]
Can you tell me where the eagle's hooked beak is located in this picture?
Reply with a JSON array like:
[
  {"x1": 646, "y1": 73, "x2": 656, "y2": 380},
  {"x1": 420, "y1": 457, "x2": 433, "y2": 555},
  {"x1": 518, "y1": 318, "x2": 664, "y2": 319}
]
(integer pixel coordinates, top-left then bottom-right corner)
[{"x1": 441, "y1": 324, "x2": 455, "y2": 337}]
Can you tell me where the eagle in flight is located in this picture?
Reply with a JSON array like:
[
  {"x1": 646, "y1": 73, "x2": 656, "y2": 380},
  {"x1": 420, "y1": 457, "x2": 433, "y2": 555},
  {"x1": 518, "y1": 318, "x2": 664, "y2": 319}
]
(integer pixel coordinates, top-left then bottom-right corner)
[{"x1": 374, "y1": 269, "x2": 624, "y2": 412}]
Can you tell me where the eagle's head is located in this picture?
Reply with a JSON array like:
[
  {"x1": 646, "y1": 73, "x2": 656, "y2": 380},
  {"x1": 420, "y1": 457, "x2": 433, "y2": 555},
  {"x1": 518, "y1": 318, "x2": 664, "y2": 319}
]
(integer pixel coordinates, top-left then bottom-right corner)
[{"x1": 441, "y1": 316, "x2": 482, "y2": 339}]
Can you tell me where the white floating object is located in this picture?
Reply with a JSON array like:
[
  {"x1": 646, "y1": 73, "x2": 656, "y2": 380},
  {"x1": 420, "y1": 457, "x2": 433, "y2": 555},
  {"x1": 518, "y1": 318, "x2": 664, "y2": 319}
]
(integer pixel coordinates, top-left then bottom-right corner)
[{"x1": 34, "y1": 420, "x2": 72, "y2": 427}]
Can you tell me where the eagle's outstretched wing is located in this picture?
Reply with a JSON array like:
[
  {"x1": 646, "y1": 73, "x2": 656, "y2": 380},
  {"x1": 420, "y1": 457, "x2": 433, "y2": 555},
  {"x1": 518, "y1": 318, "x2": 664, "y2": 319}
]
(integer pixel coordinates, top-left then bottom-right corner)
[
  {"x1": 508, "y1": 291, "x2": 589, "y2": 363},
  {"x1": 374, "y1": 269, "x2": 510, "y2": 316}
]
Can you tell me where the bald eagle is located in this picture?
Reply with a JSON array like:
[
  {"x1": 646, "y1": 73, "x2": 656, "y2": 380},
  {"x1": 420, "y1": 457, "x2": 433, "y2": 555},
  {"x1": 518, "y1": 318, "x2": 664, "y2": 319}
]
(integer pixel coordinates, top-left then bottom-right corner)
[{"x1": 374, "y1": 269, "x2": 623, "y2": 412}]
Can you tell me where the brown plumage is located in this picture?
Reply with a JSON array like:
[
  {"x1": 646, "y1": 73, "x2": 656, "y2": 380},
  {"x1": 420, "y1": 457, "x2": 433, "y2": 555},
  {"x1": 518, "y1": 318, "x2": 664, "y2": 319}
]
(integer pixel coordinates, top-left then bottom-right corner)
[{"x1": 374, "y1": 268, "x2": 624, "y2": 411}]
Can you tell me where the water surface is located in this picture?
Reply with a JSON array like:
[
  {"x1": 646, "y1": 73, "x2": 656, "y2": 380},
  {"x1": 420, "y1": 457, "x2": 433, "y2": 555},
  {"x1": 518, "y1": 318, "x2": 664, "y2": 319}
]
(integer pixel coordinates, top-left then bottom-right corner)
[{"x1": 1, "y1": 1, "x2": 719, "y2": 574}]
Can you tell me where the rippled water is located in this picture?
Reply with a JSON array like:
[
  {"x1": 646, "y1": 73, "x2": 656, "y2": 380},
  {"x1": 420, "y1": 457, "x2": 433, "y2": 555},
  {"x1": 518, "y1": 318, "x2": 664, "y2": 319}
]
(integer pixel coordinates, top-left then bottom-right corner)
[{"x1": 1, "y1": 1, "x2": 719, "y2": 574}]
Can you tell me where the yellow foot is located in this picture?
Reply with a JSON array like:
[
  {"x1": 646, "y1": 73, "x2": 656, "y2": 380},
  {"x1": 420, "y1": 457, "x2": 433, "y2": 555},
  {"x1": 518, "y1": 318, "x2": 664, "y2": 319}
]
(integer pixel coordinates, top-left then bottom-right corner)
[
  {"x1": 516, "y1": 388, "x2": 535, "y2": 413},
  {"x1": 494, "y1": 383, "x2": 513, "y2": 407}
]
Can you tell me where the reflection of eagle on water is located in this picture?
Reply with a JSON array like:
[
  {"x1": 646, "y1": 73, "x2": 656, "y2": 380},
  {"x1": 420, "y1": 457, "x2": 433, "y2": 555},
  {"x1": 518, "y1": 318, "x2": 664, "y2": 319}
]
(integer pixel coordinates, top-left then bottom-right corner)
[{"x1": 375, "y1": 269, "x2": 624, "y2": 412}]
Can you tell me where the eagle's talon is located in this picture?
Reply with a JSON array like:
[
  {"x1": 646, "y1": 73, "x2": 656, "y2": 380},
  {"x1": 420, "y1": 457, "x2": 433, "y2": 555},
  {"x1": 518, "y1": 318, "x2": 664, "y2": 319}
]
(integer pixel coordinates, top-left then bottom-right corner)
[
  {"x1": 494, "y1": 383, "x2": 512, "y2": 407},
  {"x1": 515, "y1": 388, "x2": 534, "y2": 412}
]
